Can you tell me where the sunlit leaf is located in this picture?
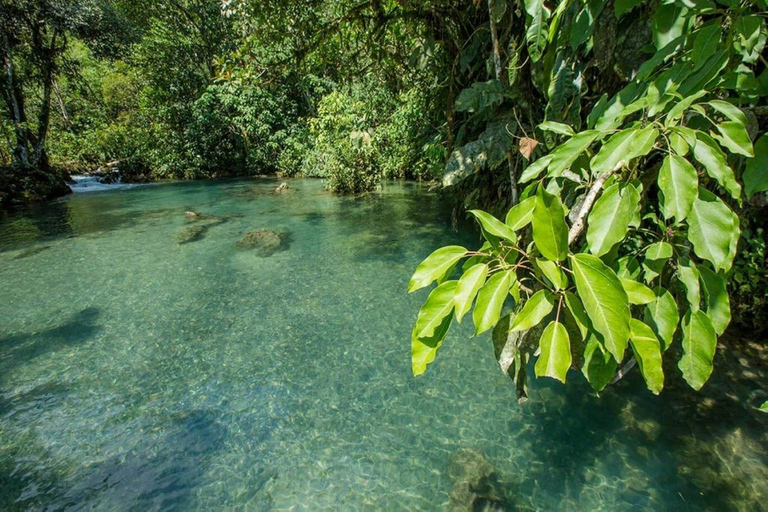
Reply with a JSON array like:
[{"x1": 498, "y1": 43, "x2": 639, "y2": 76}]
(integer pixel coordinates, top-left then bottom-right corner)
[
  {"x1": 414, "y1": 281, "x2": 458, "y2": 338},
  {"x1": 678, "y1": 259, "x2": 701, "y2": 312},
  {"x1": 454, "y1": 263, "x2": 489, "y2": 323},
  {"x1": 679, "y1": 310, "x2": 717, "y2": 390},
  {"x1": 698, "y1": 264, "x2": 731, "y2": 336},
  {"x1": 586, "y1": 183, "x2": 640, "y2": 256},
  {"x1": 581, "y1": 335, "x2": 617, "y2": 392},
  {"x1": 510, "y1": 290, "x2": 555, "y2": 332},
  {"x1": 744, "y1": 134, "x2": 768, "y2": 199},
  {"x1": 712, "y1": 121, "x2": 754, "y2": 157},
  {"x1": 658, "y1": 155, "x2": 698, "y2": 222},
  {"x1": 408, "y1": 246, "x2": 467, "y2": 292},
  {"x1": 469, "y1": 210, "x2": 518, "y2": 243},
  {"x1": 629, "y1": 319, "x2": 664, "y2": 394},
  {"x1": 590, "y1": 127, "x2": 658, "y2": 176},
  {"x1": 686, "y1": 188, "x2": 739, "y2": 271},
  {"x1": 570, "y1": 253, "x2": 631, "y2": 361},
  {"x1": 533, "y1": 187, "x2": 569, "y2": 261},
  {"x1": 535, "y1": 321, "x2": 571, "y2": 383},
  {"x1": 621, "y1": 278, "x2": 656, "y2": 305},
  {"x1": 473, "y1": 270, "x2": 514, "y2": 335},
  {"x1": 644, "y1": 287, "x2": 679, "y2": 351},
  {"x1": 505, "y1": 196, "x2": 536, "y2": 230}
]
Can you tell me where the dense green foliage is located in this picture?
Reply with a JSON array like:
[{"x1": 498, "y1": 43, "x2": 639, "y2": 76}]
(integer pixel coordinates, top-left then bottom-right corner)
[{"x1": 409, "y1": 0, "x2": 768, "y2": 399}]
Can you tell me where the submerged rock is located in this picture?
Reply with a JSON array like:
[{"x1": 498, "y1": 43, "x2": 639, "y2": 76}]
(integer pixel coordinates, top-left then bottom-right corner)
[
  {"x1": 13, "y1": 245, "x2": 51, "y2": 260},
  {"x1": 177, "y1": 225, "x2": 208, "y2": 244},
  {"x1": 236, "y1": 229, "x2": 290, "y2": 257},
  {"x1": 274, "y1": 182, "x2": 290, "y2": 193},
  {"x1": 449, "y1": 449, "x2": 514, "y2": 512}
]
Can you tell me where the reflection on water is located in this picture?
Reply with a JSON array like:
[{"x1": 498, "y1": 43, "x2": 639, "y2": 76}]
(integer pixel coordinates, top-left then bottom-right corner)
[{"x1": 0, "y1": 178, "x2": 766, "y2": 510}]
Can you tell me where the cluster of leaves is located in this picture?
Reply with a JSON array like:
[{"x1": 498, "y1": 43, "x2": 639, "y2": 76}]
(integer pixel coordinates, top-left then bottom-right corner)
[{"x1": 410, "y1": 0, "x2": 767, "y2": 398}]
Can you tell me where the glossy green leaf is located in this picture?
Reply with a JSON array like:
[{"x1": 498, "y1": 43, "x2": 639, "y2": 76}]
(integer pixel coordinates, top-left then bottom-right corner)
[
  {"x1": 692, "y1": 132, "x2": 742, "y2": 200},
  {"x1": 473, "y1": 270, "x2": 514, "y2": 335},
  {"x1": 537, "y1": 259, "x2": 567, "y2": 290},
  {"x1": 454, "y1": 263, "x2": 489, "y2": 323},
  {"x1": 708, "y1": 100, "x2": 747, "y2": 126},
  {"x1": 629, "y1": 319, "x2": 664, "y2": 394},
  {"x1": 532, "y1": 187, "x2": 569, "y2": 261},
  {"x1": 586, "y1": 183, "x2": 640, "y2": 256},
  {"x1": 414, "y1": 281, "x2": 458, "y2": 338},
  {"x1": 678, "y1": 259, "x2": 701, "y2": 312},
  {"x1": 505, "y1": 196, "x2": 536, "y2": 231},
  {"x1": 713, "y1": 122, "x2": 754, "y2": 157},
  {"x1": 409, "y1": 246, "x2": 467, "y2": 292},
  {"x1": 548, "y1": 130, "x2": 601, "y2": 177},
  {"x1": 615, "y1": 255, "x2": 641, "y2": 280},
  {"x1": 698, "y1": 264, "x2": 730, "y2": 336},
  {"x1": 570, "y1": 253, "x2": 631, "y2": 360},
  {"x1": 412, "y1": 312, "x2": 452, "y2": 376},
  {"x1": 538, "y1": 121, "x2": 575, "y2": 136},
  {"x1": 535, "y1": 321, "x2": 571, "y2": 383},
  {"x1": 510, "y1": 290, "x2": 555, "y2": 332},
  {"x1": 691, "y1": 24, "x2": 721, "y2": 67},
  {"x1": 665, "y1": 91, "x2": 708, "y2": 128},
  {"x1": 590, "y1": 127, "x2": 658, "y2": 176},
  {"x1": 679, "y1": 310, "x2": 717, "y2": 390},
  {"x1": 621, "y1": 278, "x2": 656, "y2": 305},
  {"x1": 646, "y1": 241, "x2": 673, "y2": 260},
  {"x1": 469, "y1": 210, "x2": 518, "y2": 243},
  {"x1": 582, "y1": 335, "x2": 617, "y2": 392},
  {"x1": 644, "y1": 287, "x2": 679, "y2": 351},
  {"x1": 519, "y1": 154, "x2": 553, "y2": 183},
  {"x1": 653, "y1": 3, "x2": 688, "y2": 50},
  {"x1": 658, "y1": 155, "x2": 698, "y2": 222},
  {"x1": 744, "y1": 134, "x2": 768, "y2": 199},
  {"x1": 686, "y1": 188, "x2": 739, "y2": 271}
]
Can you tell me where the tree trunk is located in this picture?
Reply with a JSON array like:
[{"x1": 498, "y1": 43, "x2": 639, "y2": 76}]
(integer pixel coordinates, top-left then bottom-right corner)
[{"x1": 1, "y1": 33, "x2": 33, "y2": 168}]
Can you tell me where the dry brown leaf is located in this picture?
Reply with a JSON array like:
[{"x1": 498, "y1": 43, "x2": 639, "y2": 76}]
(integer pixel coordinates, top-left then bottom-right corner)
[{"x1": 518, "y1": 137, "x2": 539, "y2": 160}]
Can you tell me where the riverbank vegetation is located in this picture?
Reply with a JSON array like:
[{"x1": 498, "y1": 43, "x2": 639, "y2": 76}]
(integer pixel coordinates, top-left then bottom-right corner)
[{"x1": 1, "y1": 0, "x2": 766, "y2": 396}]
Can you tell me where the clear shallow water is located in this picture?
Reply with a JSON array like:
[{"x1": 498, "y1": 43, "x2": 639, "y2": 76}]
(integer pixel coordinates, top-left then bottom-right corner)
[{"x1": 0, "y1": 178, "x2": 766, "y2": 511}]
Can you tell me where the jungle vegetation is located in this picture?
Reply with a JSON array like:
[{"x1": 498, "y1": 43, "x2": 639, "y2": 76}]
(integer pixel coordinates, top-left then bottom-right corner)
[{"x1": 0, "y1": 0, "x2": 766, "y2": 396}]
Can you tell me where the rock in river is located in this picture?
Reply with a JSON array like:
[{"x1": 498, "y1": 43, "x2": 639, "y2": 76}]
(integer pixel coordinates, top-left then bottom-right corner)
[{"x1": 236, "y1": 229, "x2": 290, "y2": 257}]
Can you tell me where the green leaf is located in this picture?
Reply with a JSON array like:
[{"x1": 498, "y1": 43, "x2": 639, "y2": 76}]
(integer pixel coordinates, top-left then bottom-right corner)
[
  {"x1": 614, "y1": 0, "x2": 643, "y2": 18},
  {"x1": 510, "y1": 290, "x2": 555, "y2": 332},
  {"x1": 548, "y1": 130, "x2": 601, "y2": 177},
  {"x1": 412, "y1": 312, "x2": 452, "y2": 376},
  {"x1": 686, "y1": 188, "x2": 739, "y2": 272},
  {"x1": 653, "y1": 3, "x2": 688, "y2": 50},
  {"x1": 505, "y1": 196, "x2": 536, "y2": 231},
  {"x1": 712, "y1": 122, "x2": 754, "y2": 157},
  {"x1": 535, "y1": 321, "x2": 572, "y2": 383},
  {"x1": 473, "y1": 270, "x2": 514, "y2": 335},
  {"x1": 570, "y1": 253, "x2": 631, "y2": 361},
  {"x1": 678, "y1": 310, "x2": 717, "y2": 390},
  {"x1": 454, "y1": 263, "x2": 489, "y2": 323},
  {"x1": 414, "y1": 281, "x2": 458, "y2": 338},
  {"x1": 646, "y1": 241, "x2": 673, "y2": 260},
  {"x1": 708, "y1": 100, "x2": 747, "y2": 126},
  {"x1": 760, "y1": 401, "x2": 768, "y2": 413},
  {"x1": 538, "y1": 121, "x2": 575, "y2": 136},
  {"x1": 658, "y1": 155, "x2": 698, "y2": 222},
  {"x1": 644, "y1": 287, "x2": 679, "y2": 351},
  {"x1": 532, "y1": 188, "x2": 569, "y2": 262},
  {"x1": 692, "y1": 133, "x2": 741, "y2": 200},
  {"x1": 698, "y1": 264, "x2": 730, "y2": 336},
  {"x1": 537, "y1": 259, "x2": 567, "y2": 290},
  {"x1": 519, "y1": 154, "x2": 553, "y2": 183},
  {"x1": 590, "y1": 127, "x2": 658, "y2": 177},
  {"x1": 409, "y1": 246, "x2": 467, "y2": 292},
  {"x1": 665, "y1": 91, "x2": 708, "y2": 128},
  {"x1": 744, "y1": 134, "x2": 768, "y2": 199},
  {"x1": 525, "y1": 0, "x2": 550, "y2": 62},
  {"x1": 678, "y1": 259, "x2": 701, "y2": 312},
  {"x1": 564, "y1": 291, "x2": 590, "y2": 339},
  {"x1": 586, "y1": 183, "x2": 640, "y2": 256},
  {"x1": 615, "y1": 255, "x2": 641, "y2": 279},
  {"x1": 691, "y1": 24, "x2": 722, "y2": 67},
  {"x1": 582, "y1": 335, "x2": 617, "y2": 392},
  {"x1": 455, "y1": 80, "x2": 506, "y2": 114},
  {"x1": 621, "y1": 278, "x2": 656, "y2": 305},
  {"x1": 669, "y1": 132, "x2": 689, "y2": 156},
  {"x1": 734, "y1": 15, "x2": 763, "y2": 54},
  {"x1": 643, "y1": 242, "x2": 673, "y2": 283},
  {"x1": 629, "y1": 319, "x2": 664, "y2": 394},
  {"x1": 469, "y1": 210, "x2": 518, "y2": 243}
]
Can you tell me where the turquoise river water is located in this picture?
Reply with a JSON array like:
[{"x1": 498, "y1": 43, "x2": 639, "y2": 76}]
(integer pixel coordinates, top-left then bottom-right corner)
[{"x1": 0, "y1": 178, "x2": 766, "y2": 510}]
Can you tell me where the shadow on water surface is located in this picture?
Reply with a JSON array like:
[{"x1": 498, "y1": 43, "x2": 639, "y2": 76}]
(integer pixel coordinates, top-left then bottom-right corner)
[{"x1": 0, "y1": 307, "x2": 101, "y2": 378}]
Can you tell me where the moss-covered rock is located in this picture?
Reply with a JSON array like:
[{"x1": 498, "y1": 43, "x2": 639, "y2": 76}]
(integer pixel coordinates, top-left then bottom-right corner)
[
  {"x1": 236, "y1": 229, "x2": 290, "y2": 257},
  {"x1": 0, "y1": 164, "x2": 72, "y2": 210}
]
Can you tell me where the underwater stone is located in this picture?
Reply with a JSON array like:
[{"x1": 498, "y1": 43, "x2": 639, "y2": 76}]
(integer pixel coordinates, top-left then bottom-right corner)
[
  {"x1": 448, "y1": 449, "x2": 514, "y2": 512},
  {"x1": 236, "y1": 229, "x2": 290, "y2": 257}
]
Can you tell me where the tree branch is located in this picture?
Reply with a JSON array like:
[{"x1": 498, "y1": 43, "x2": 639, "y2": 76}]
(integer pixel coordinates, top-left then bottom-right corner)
[{"x1": 568, "y1": 161, "x2": 625, "y2": 245}]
